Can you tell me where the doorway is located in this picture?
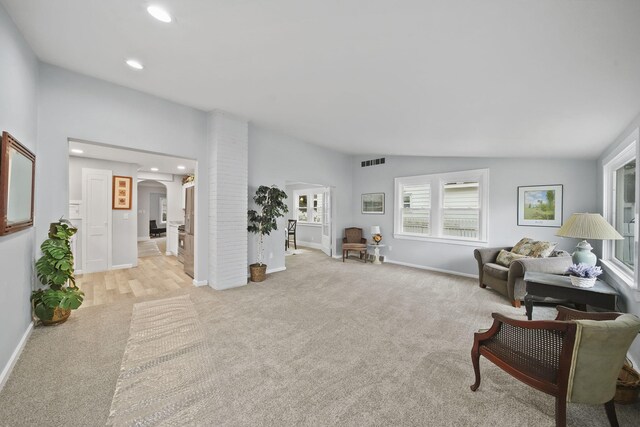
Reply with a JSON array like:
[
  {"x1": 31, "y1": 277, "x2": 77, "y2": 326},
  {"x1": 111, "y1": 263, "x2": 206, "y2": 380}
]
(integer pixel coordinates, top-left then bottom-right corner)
[{"x1": 284, "y1": 181, "x2": 333, "y2": 260}]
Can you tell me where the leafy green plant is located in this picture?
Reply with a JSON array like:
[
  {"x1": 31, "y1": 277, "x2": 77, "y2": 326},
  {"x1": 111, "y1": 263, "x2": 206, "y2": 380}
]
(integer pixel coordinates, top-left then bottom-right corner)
[
  {"x1": 247, "y1": 185, "x2": 288, "y2": 266},
  {"x1": 31, "y1": 219, "x2": 84, "y2": 321}
]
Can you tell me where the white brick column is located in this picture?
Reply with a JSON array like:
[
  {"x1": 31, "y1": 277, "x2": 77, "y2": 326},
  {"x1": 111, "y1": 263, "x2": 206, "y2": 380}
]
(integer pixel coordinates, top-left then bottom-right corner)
[{"x1": 207, "y1": 111, "x2": 248, "y2": 290}]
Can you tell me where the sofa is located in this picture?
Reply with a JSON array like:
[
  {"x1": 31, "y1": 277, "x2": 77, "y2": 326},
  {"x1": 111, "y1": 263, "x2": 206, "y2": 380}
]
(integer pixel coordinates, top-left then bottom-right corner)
[{"x1": 474, "y1": 243, "x2": 572, "y2": 307}]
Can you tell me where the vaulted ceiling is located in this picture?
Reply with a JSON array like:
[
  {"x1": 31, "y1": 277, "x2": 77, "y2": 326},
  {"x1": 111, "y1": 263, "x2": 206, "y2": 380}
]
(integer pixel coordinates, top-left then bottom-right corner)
[{"x1": 3, "y1": 0, "x2": 640, "y2": 158}]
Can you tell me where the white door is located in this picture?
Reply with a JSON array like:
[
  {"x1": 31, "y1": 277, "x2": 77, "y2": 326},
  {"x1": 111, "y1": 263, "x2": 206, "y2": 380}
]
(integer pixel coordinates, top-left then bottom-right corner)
[
  {"x1": 82, "y1": 168, "x2": 112, "y2": 273},
  {"x1": 321, "y1": 187, "x2": 332, "y2": 256}
]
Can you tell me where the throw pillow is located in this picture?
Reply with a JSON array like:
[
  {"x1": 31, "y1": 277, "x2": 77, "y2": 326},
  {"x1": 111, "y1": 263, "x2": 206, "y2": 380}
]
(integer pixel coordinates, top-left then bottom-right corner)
[
  {"x1": 512, "y1": 237, "x2": 557, "y2": 258},
  {"x1": 496, "y1": 249, "x2": 529, "y2": 267}
]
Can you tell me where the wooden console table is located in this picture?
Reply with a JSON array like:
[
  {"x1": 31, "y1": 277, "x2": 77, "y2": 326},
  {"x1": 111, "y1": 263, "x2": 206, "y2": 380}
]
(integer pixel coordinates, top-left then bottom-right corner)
[{"x1": 523, "y1": 272, "x2": 619, "y2": 320}]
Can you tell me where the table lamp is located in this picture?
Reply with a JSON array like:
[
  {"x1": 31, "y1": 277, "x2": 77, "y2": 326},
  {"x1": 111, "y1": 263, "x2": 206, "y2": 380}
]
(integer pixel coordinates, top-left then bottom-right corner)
[
  {"x1": 555, "y1": 213, "x2": 623, "y2": 266},
  {"x1": 370, "y1": 226, "x2": 382, "y2": 245}
]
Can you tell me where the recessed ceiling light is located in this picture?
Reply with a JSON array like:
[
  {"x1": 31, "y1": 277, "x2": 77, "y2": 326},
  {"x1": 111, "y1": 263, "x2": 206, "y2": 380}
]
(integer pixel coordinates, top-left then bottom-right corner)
[
  {"x1": 177, "y1": 165, "x2": 186, "y2": 170},
  {"x1": 147, "y1": 5, "x2": 172, "y2": 23},
  {"x1": 70, "y1": 148, "x2": 84, "y2": 154},
  {"x1": 150, "y1": 167, "x2": 159, "y2": 172},
  {"x1": 126, "y1": 59, "x2": 144, "y2": 70}
]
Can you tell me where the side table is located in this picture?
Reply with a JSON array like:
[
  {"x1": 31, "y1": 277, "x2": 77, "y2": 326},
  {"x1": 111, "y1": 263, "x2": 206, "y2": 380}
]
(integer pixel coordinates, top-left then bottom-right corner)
[
  {"x1": 523, "y1": 271, "x2": 618, "y2": 320},
  {"x1": 367, "y1": 244, "x2": 385, "y2": 264}
]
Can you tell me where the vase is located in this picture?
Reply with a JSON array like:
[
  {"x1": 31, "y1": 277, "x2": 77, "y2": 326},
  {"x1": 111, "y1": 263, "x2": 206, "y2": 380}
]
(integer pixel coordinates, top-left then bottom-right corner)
[{"x1": 570, "y1": 276, "x2": 596, "y2": 288}]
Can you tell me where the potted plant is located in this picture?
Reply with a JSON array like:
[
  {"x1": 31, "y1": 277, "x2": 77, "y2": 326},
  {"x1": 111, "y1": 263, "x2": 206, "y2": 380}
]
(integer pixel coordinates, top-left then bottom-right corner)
[
  {"x1": 566, "y1": 263, "x2": 603, "y2": 288},
  {"x1": 247, "y1": 185, "x2": 288, "y2": 282},
  {"x1": 31, "y1": 219, "x2": 84, "y2": 325}
]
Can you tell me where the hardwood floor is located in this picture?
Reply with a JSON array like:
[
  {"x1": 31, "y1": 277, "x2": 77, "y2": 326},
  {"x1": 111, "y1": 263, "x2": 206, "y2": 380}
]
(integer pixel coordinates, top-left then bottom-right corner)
[{"x1": 76, "y1": 253, "x2": 193, "y2": 308}]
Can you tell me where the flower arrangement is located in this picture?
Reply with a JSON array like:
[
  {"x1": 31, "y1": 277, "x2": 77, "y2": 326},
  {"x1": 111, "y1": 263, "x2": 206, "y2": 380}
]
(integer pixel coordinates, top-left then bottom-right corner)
[
  {"x1": 566, "y1": 263, "x2": 602, "y2": 288},
  {"x1": 567, "y1": 263, "x2": 603, "y2": 278},
  {"x1": 372, "y1": 233, "x2": 382, "y2": 245}
]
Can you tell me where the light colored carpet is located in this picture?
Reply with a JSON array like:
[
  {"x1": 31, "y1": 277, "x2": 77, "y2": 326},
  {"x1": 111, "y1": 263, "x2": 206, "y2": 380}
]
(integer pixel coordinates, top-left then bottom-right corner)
[
  {"x1": 138, "y1": 239, "x2": 162, "y2": 258},
  {"x1": 1, "y1": 249, "x2": 639, "y2": 426},
  {"x1": 108, "y1": 295, "x2": 215, "y2": 426},
  {"x1": 285, "y1": 248, "x2": 309, "y2": 256}
]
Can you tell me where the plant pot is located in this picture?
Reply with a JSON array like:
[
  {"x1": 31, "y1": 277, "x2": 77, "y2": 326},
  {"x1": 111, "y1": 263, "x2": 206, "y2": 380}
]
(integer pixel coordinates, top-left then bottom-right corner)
[
  {"x1": 569, "y1": 276, "x2": 596, "y2": 288},
  {"x1": 249, "y1": 263, "x2": 267, "y2": 282},
  {"x1": 40, "y1": 307, "x2": 71, "y2": 326}
]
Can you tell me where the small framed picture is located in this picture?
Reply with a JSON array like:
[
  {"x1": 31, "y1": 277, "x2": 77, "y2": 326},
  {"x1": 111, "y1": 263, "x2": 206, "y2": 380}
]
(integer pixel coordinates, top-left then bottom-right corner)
[
  {"x1": 112, "y1": 176, "x2": 133, "y2": 210},
  {"x1": 362, "y1": 193, "x2": 385, "y2": 214},
  {"x1": 517, "y1": 184, "x2": 563, "y2": 227}
]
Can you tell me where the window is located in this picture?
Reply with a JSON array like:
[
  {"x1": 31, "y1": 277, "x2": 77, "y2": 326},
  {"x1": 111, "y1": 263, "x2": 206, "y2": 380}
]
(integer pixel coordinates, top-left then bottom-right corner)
[
  {"x1": 603, "y1": 130, "x2": 638, "y2": 288},
  {"x1": 159, "y1": 196, "x2": 167, "y2": 224},
  {"x1": 394, "y1": 169, "x2": 488, "y2": 244},
  {"x1": 297, "y1": 195, "x2": 308, "y2": 221},
  {"x1": 294, "y1": 189, "x2": 324, "y2": 224}
]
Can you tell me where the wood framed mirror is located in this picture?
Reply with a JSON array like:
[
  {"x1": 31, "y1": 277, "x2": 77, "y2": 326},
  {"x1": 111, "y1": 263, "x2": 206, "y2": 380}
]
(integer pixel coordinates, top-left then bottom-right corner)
[{"x1": 0, "y1": 131, "x2": 35, "y2": 235}]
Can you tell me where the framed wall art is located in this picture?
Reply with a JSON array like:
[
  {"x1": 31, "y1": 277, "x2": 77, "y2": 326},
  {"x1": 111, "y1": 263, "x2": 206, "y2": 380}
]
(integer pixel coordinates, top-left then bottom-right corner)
[
  {"x1": 112, "y1": 176, "x2": 133, "y2": 210},
  {"x1": 0, "y1": 131, "x2": 36, "y2": 235},
  {"x1": 517, "y1": 184, "x2": 563, "y2": 227},
  {"x1": 362, "y1": 192, "x2": 385, "y2": 214}
]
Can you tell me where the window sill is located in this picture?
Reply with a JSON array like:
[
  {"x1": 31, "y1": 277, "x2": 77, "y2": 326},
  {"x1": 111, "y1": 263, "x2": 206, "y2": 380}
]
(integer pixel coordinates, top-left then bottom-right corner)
[
  {"x1": 297, "y1": 222, "x2": 322, "y2": 227},
  {"x1": 393, "y1": 233, "x2": 489, "y2": 247},
  {"x1": 600, "y1": 259, "x2": 636, "y2": 290}
]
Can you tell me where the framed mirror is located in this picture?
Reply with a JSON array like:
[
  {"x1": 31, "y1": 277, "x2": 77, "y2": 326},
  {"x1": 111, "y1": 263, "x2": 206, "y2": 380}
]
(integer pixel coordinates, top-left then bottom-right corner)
[{"x1": 0, "y1": 131, "x2": 35, "y2": 235}]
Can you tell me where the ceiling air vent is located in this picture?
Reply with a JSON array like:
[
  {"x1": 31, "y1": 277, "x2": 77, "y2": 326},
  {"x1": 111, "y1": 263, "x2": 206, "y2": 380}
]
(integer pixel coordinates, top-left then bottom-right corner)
[{"x1": 361, "y1": 157, "x2": 386, "y2": 167}]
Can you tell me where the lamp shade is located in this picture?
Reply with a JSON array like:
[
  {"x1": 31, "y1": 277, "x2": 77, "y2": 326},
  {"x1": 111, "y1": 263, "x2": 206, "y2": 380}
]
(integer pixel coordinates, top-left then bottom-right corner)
[
  {"x1": 555, "y1": 213, "x2": 623, "y2": 240},
  {"x1": 370, "y1": 226, "x2": 381, "y2": 235}
]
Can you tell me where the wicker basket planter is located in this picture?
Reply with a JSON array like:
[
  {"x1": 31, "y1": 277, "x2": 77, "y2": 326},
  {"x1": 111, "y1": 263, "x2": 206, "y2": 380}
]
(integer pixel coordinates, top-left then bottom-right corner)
[
  {"x1": 569, "y1": 276, "x2": 596, "y2": 288},
  {"x1": 249, "y1": 263, "x2": 267, "y2": 282},
  {"x1": 615, "y1": 362, "x2": 640, "y2": 404},
  {"x1": 40, "y1": 307, "x2": 71, "y2": 326}
]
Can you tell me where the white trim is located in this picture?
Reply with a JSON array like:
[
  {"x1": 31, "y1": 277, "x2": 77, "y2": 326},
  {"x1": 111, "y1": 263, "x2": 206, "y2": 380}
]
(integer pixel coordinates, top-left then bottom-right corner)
[
  {"x1": 385, "y1": 258, "x2": 478, "y2": 279},
  {"x1": 75, "y1": 269, "x2": 84, "y2": 275},
  {"x1": 165, "y1": 251, "x2": 173, "y2": 256},
  {"x1": 192, "y1": 279, "x2": 208, "y2": 287},
  {"x1": 296, "y1": 240, "x2": 323, "y2": 250},
  {"x1": 0, "y1": 321, "x2": 34, "y2": 391},
  {"x1": 602, "y1": 130, "x2": 637, "y2": 290},
  {"x1": 267, "y1": 266, "x2": 286, "y2": 274},
  {"x1": 137, "y1": 236, "x2": 150, "y2": 242},
  {"x1": 392, "y1": 234, "x2": 489, "y2": 247},
  {"x1": 111, "y1": 263, "x2": 133, "y2": 270}
]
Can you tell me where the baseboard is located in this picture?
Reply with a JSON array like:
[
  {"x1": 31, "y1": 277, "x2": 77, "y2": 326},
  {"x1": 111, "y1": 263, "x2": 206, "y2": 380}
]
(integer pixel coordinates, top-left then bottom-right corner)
[
  {"x1": 192, "y1": 279, "x2": 208, "y2": 287},
  {"x1": 384, "y1": 258, "x2": 478, "y2": 279},
  {"x1": 295, "y1": 240, "x2": 323, "y2": 250},
  {"x1": 267, "y1": 266, "x2": 286, "y2": 274},
  {"x1": 75, "y1": 269, "x2": 83, "y2": 275},
  {"x1": 166, "y1": 251, "x2": 174, "y2": 256},
  {"x1": 137, "y1": 237, "x2": 150, "y2": 242},
  {"x1": 0, "y1": 321, "x2": 34, "y2": 391},
  {"x1": 111, "y1": 264, "x2": 133, "y2": 270}
]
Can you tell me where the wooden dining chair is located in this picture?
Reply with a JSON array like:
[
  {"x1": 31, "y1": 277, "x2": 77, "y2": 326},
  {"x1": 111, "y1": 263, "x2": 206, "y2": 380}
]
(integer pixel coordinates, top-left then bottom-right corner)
[{"x1": 286, "y1": 219, "x2": 297, "y2": 250}]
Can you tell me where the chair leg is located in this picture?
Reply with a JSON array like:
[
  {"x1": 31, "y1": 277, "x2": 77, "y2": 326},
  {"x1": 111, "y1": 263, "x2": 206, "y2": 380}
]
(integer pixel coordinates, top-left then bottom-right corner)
[
  {"x1": 479, "y1": 282, "x2": 487, "y2": 288},
  {"x1": 470, "y1": 348, "x2": 481, "y2": 391},
  {"x1": 604, "y1": 399, "x2": 619, "y2": 427},
  {"x1": 293, "y1": 233, "x2": 297, "y2": 249},
  {"x1": 342, "y1": 250, "x2": 346, "y2": 262},
  {"x1": 555, "y1": 397, "x2": 567, "y2": 427}
]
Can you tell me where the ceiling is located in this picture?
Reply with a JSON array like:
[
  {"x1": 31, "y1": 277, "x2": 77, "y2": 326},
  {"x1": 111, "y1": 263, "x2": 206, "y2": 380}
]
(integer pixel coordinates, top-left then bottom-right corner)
[
  {"x1": 69, "y1": 139, "x2": 196, "y2": 174},
  {"x1": 4, "y1": 0, "x2": 640, "y2": 159}
]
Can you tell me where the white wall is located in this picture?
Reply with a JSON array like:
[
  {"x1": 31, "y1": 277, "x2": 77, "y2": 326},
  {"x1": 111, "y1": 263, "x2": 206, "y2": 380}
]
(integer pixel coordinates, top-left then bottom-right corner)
[
  {"x1": 597, "y1": 112, "x2": 640, "y2": 364},
  {"x1": 0, "y1": 2, "x2": 39, "y2": 385},
  {"x1": 248, "y1": 125, "x2": 354, "y2": 271},
  {"x1": 37, "y1": 64, "x2": 209, "y2": 282},
  {"x1": 351, "y1": 155, "x2": 598, "y2": 276},
  {"x1": 68, "y1": 157, "x2": 138, "y2": 269}
]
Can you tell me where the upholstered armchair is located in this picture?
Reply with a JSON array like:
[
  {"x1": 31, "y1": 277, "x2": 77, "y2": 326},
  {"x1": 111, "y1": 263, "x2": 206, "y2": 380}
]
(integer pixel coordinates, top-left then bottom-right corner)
[
  {"x1": 471, "y1": 307, "x2": 640, "y2": 427},
  {"x1": 474, "y1": 246, "x2": 572, "y2": 307},
  {"x1": 342, "y1": 227, "x2": 367, "y2": 262}
]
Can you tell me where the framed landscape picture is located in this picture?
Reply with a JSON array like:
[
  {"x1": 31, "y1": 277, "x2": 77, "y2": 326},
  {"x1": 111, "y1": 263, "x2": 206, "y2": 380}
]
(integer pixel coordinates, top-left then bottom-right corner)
[
  {"x1": 517, "y1": 184, "x2": 563, "y2": 227},
  {"x1": 362, "y1": 193, "x2": 385, "y2": 214},
  {"x1": 113, "y1": 176, "x2": 133, "y2": 210}
]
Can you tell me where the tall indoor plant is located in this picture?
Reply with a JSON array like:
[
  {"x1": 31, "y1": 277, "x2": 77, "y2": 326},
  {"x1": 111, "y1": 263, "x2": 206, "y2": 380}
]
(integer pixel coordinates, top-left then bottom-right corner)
[
  {"x1": 32, "y1": 219, "x2": 84, "y2": 325},
  {"x1": 247, "y1": 185, "x2": 288, "y2": 282}
]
